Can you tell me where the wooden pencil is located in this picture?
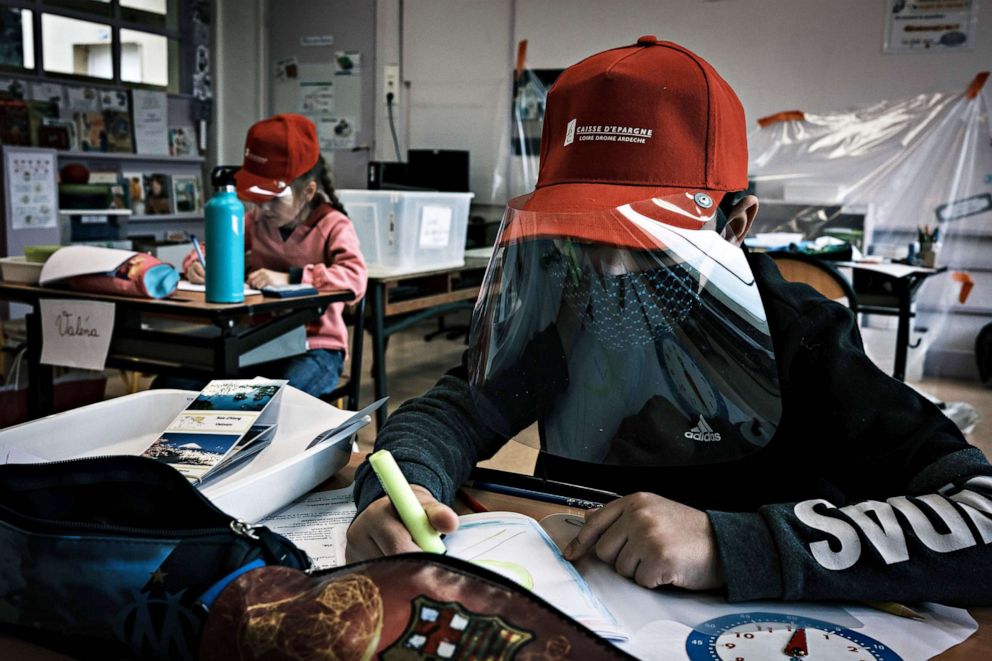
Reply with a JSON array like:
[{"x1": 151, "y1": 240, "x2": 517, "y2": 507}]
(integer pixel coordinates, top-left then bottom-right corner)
[
  {"x1": 456, "y1": 488, "x2": 489, "y2": 514},
  {"x1": 862, "y1": 601, "x2": 926, "y2": 620}
]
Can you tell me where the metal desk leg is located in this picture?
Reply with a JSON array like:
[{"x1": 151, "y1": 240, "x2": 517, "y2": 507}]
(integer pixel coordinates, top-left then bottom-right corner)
[
  {"x1": 25, "y1": 310, "x2": 54, "y2": 418},
  {"x1": 370, "y1": 281, "x2": 388, "y2": 430},
  {"x1": 893, "y1": 286, "x2": 912, "y2": 382}
]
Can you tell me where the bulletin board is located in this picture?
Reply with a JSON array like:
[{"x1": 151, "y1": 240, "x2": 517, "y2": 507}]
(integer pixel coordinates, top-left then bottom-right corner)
[{"x1": 265, "y1": 0, "x2": 375, "y2": 189}]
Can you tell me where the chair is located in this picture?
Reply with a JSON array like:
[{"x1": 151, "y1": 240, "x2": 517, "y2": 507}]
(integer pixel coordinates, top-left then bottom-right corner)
[
  {"x1": 768, "y1": 252, "x2": 859, "y2": 311},
  {"x1": 321, "y1": 297, "x2": 366, "y2": 411}
]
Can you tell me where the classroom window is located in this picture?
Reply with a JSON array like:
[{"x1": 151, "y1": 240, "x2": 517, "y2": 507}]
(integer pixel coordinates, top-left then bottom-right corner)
[
  {"x1": 41, "y1": 13, "x2": 113, "y2": 80},
  {"x1": 0, "y1": 8, "x2": 35, "y2": 71},
  {"x1": 121, "y1": 0, "x2": 179, "y2": 31},
  {"x1": 42, "y1": 0, "x2": 112, "y2": 18},
  {"x1": 120, "y1": 29, "x2": 178, "y2": 90}
]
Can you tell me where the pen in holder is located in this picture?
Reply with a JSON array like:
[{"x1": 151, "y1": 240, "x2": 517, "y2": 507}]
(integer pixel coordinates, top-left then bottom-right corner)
[{"x1": 917, "y1": 225, "x2": 940, "y2": 268}]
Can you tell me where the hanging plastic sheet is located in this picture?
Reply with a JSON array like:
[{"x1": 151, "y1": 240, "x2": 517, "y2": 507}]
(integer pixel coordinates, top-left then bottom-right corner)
[
  {"x1": 748, "y1": 72, "x2": 992, "y2": 381},
  {"x1": 491, "y1": 41, "x2": 550, "y2": 205}
]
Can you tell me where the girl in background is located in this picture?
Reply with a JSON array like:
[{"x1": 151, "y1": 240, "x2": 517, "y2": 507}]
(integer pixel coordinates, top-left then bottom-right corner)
[{"x1": 167, "y1": 113, "x2": 367, "y2": 397}]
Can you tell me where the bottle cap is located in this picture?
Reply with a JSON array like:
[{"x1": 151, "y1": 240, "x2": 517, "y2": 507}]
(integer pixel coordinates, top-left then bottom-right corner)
[{"x1": 211, "y1": 165, "x2": 241, "y2": 191}]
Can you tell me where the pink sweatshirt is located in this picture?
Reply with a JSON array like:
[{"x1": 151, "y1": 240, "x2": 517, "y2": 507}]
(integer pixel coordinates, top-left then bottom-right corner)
[{"x1": 184, "y1": 202, "x2": 367, "y2": 354}]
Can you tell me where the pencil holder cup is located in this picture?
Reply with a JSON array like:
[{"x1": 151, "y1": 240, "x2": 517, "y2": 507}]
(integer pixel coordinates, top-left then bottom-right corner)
[{"x1": 919, "y1": 241, "x2": 939, "y2": 268}]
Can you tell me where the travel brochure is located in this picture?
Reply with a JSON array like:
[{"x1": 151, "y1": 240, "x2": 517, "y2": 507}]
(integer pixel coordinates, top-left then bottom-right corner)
[{"x1": 142, "y1": 379, "x2": 287, "y2": 484}]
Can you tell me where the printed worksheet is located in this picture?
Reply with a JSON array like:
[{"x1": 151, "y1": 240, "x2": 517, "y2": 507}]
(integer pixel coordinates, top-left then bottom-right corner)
[{"x1": 261, "y1": 485, "x2": 358, "y2": 569}]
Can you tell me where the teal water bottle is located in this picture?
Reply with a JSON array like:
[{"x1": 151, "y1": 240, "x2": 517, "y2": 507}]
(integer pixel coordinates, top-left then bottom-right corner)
[{"x1": 204, "y1": 166, "x2": 245, "y2": 303}]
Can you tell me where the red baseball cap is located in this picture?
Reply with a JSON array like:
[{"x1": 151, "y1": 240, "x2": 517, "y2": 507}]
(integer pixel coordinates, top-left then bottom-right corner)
[
  {"x1": 517, "y1": 36, "x2": 748, "y2": 215},
  {"x1": 235, "y1": 114, "x2": 320, "y2": 203}
]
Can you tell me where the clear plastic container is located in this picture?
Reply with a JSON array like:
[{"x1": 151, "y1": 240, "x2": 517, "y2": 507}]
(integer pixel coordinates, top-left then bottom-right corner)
[{"x1": 338, "y1": 189, "x2": 474, "y2": 272}]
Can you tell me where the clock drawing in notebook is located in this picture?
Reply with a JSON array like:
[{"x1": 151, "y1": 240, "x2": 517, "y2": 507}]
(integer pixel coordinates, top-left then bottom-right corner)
[{"x1": 685, "y1": 611, "x2": 901, "y2": 661}]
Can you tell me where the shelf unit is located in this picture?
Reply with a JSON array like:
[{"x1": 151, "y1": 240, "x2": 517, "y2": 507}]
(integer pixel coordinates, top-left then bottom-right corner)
[
  {"x1": 55, "y1": 151, "x2": 205, "y2": 164},
  {"x1": 53, "y1": 147, "x2": 205, "y2": 240},
  {"x1": 2, "y1": 146, "x2": 206, "y2": 254}
]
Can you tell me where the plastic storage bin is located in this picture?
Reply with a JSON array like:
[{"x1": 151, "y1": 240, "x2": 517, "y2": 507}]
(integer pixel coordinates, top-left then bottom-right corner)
[
  {"x1": 0, "y1": 256, "x2": 44, "y2": 284},
  {"x1": 338, "y1": 189, "x2": 474, "y2": 272}
]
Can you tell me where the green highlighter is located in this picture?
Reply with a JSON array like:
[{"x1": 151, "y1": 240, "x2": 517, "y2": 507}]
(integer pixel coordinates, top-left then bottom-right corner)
[{"x1": 368, "y1": 449, "x2": 447, "y2": 554}]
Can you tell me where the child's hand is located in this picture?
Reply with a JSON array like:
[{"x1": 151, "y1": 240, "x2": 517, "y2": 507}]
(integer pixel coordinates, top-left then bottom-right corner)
[
  {"x1": 563, "y1": 492, "x2": 725, "y2": 591},
  {"x1": 247, "y1": 268, "x2": 290, "y2": 289},
  {"x1": 346, "y1": 485, "x2": 459, "y2": 561},
  {"x1": 186, "y1": 261, "x2": 206, "y2": 284}
]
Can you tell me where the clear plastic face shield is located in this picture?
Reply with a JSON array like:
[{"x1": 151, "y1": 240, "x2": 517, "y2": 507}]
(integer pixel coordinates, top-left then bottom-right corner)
[
  {"x1": 242, "y1": 185, "x2": 302, "y2": 226},
  {"x1": 467, "y1": 192, "x2": 782, "y2": 467}
]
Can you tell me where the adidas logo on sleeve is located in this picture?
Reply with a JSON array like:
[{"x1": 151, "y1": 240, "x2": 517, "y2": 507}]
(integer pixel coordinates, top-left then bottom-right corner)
[{"x1": 685, "y1": 416, "x2": 722, "y2": 442}]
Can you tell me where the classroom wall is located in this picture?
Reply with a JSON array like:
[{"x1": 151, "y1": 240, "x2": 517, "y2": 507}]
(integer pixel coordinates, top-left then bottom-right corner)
[
  {"x1": 213, "y1": 0, "x2": 267, "y2": 168},
  {"x1": 386, "y1": 0, "x2": 992, "y2": 204},
  {"x1": 265, "y1": 0, "x2": 376, "y2": 189}
]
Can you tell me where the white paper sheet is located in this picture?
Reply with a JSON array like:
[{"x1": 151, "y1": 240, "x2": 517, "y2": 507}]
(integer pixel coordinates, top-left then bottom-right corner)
[
  {"x1": 419, "y1": 205, "x2": 453, "y2": 248},
  {"x1": 5, "y1": 149, "x2": 57, "y2": 230},
  {"x1": 261, "y1": 485, "x2": 357, "y2": 570},
  {"x1": 445, "y1": 512, "x2": 624, "y2": 641},
  {"x1": 131, "y1": 89, "x2": 170, "y2": 155},
  {"x1": 39, "y1": 299, "x2": 115, "y2": 370},
  {"x1": 176, "y1": 281, "x2": 262, "y2": 296},
  {"x1": 540, "y1": 514, "x2": 978, "y2": 660},
  {"x1": 39, "y1": 246, "x2": 136, "y2": 284}
]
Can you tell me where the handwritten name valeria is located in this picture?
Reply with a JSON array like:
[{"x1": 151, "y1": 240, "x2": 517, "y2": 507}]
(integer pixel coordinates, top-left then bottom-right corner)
[{"x1": 55, "y1": 310, "x2": 101, "y2": 337}]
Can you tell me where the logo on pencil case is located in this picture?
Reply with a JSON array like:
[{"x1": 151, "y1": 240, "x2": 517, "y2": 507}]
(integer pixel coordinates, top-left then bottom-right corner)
[
  {"x1": 382, "y1": 596, "x2": 533, "y2": 660},
  {"x1": 685, "y1": 416, "x2": 721, "y2": 442}
]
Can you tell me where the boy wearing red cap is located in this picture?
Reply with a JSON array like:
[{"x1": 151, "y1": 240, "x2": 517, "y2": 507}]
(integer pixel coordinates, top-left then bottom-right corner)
[
  {"x1": 176, "y1": 114, "x2": 367, "y2": 396},
  {"x1": 348, "y1": 39, "x2": 991, "y2": 607}
]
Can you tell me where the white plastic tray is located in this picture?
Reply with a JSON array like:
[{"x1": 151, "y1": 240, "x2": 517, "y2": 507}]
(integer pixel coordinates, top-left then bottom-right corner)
[{"x1": 0, "y1": 387, "x2": 362, "y2": 522}]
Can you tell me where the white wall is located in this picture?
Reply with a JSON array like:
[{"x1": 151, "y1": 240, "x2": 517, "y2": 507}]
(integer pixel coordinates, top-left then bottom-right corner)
[
  {"x1": 387, "y1": 0, "x2": 992, "y2": 204},
  {"x1": 213, "y1": 0, "x2": 267, "y2": 168}
]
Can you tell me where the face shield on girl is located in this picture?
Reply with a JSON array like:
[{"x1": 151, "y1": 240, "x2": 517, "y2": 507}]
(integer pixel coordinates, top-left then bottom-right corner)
[
  {"x1": 244, "y1": 181, "x2": 316, "y2": 228},
  {"x1": 466, "y1": 192, "x2": 783, "y2": 469}
]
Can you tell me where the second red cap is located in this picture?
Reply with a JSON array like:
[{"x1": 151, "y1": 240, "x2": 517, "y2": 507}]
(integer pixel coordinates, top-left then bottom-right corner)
[{"x1": 235, "y1": 114, "x2": 320, "y2": 203}]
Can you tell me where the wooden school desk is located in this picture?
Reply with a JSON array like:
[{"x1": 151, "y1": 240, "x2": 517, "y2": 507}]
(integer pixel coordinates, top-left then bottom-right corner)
[
  {"x1": 366, "y1": 256, "x2": 489, "y2": 428},
  {"x1": 330, "y1": 454, "x2": 992, "y2": 660},
  {"x1": 834, "y1": 261, "x2": 946, "y2": 382},
  {"x1": 0, "y1": 452, "x2": 988, "y2": 659},
  {"x1": 0, "y1": 281, "x2": 354, "y2": 419}
]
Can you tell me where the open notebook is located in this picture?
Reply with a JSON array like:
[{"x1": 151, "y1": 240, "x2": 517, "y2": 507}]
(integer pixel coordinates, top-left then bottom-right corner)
[
  {"x1": 444, "y1": 512, "x2": 625, "y2": 641},
  {"x1": 261, "y1": 499, "x2": 623, "y2": 641}
]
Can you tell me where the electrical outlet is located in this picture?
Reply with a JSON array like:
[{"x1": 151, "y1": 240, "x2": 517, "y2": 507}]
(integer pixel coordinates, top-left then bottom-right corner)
[{"x1": 383, "y1": 64, "x2": 400, "y2": 106}]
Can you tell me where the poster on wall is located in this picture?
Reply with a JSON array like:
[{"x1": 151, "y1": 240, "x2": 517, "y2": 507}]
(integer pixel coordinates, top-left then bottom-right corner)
[
  {"x1": 884, "y1": 0, "x2": 979, "y2": 52},
  {"x1": 334, "y1": 51, "x2": 361, "y2": 76},
  {"x1": 299, "y1": 81, "x2": 335, "y2": 115},
  {"x1": 131, "y1": 89, "x2": 170, "y2": 155},
  {"x1": 315, "y1": 116, "x2": 356, "y2": 150},
  {"x1": 4, "y1": 149, "x2": 57, "y2": 230}
]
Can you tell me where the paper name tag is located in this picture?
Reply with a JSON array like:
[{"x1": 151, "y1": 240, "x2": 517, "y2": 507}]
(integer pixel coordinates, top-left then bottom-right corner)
[
  {"x1": 419, "y1": 205, "x2": 453, "y2": 249},
  {"x1": 39, "y1": 299, "x2": 115, "y2": 371}
]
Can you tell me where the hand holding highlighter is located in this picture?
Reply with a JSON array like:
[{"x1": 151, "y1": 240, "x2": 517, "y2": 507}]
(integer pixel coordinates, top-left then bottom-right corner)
[{"x1": 368, "y1": 449, "x2": 447, "y2": 554}]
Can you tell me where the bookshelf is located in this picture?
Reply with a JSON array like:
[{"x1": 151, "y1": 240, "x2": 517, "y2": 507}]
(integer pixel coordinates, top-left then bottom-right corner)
[
  {"x1": 1, "y1": 145, "x2": 206, "y2": 256},
  {"x1": 54, "y1": 151, "x2": 205, "y2": 164}
]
